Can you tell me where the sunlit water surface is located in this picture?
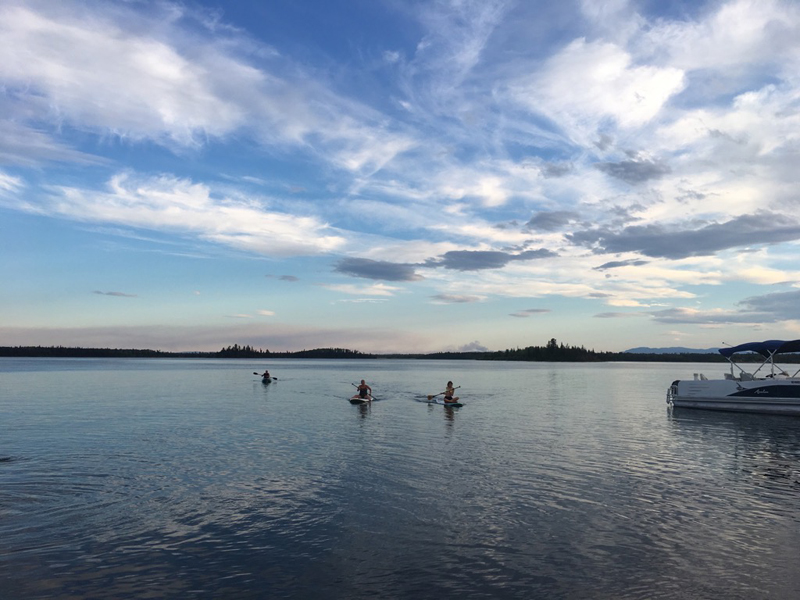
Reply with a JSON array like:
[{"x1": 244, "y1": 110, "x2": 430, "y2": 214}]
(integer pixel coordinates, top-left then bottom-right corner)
[{"x1": 2, "y1": 358, "x2": 799, "y2": 599}]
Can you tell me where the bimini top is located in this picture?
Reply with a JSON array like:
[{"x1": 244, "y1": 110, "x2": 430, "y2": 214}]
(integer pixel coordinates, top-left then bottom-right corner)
[{"x1": 719, "y1": 339, "x2": 800, "y2": 358}]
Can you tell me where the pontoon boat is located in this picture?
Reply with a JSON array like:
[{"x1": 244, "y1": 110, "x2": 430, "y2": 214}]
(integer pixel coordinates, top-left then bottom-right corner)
[{"x1": 666, "y1": 340, "x2": 800, "y2": 415}]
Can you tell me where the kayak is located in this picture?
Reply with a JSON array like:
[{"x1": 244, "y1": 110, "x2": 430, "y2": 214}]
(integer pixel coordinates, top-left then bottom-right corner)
[
  {"x1": 262, "y1": 377, "x2": 272, "y2": 385},
  {"x1": 350, "y1": 395, "x2": 372, "y2": 404}
]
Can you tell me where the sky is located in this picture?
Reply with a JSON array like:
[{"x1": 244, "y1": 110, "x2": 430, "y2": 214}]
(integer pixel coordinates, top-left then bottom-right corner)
[{"x1": 1, "y1": 0, "x2": 800, "y2": 354}]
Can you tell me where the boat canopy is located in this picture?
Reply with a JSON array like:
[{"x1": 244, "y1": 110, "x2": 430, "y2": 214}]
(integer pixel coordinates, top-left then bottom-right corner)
[{"x1": 719, "y1": 339, "x2": 800, "y2": 358}]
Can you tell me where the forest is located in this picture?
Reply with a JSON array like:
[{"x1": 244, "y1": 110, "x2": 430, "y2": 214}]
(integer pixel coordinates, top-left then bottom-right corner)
[{"x1": 3, "y1": 338, "x2": 798, "y2": 362}]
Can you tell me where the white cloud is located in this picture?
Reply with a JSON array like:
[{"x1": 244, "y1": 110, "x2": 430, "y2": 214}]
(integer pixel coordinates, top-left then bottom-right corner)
[
  {"x1": 657, "y1": 84, "x2": 800, "y2": 159},
  {"x1": 511, "y1": 38, "x2": 685, "y2": 141},
  {"x1": 409, "y1": 0, "x2": 509, "y2": 107},
  {"x1": 0, "y1": 170, "x2": 24, "y2": 194},
  {"x1": 0, "y1": 2, "x2": 415, "y2": 171},
  {"x1": 361, "y1": 240, "x2": 458, "y2": 264},
  {"x1": 643, "y1": 0, "x2": 800, "y2": 72},
  {"x1": 23, "y1": 172, "x2": 347, "y2": 257},
  {"x1": 431, "y1": 294, "x2": 485, "y2": 304},
  {"x1": 383, "y1": 50, "x2": 401, "y2": 64},
  {"x1": 580, "y1": 0, "x2": 630, "y2": 21},
  {"x1": 0, "y1": 120, "x2": 107, "y2": 166},
  {"x1": 320, "y1": 283, "x2": 401, "y2": 297},
  {"x1": 423, "y1": 255, "x2": 702, "y2": 305},
  {"x1": 0, "y1": 4, "x2": 247, "y2": 146}
]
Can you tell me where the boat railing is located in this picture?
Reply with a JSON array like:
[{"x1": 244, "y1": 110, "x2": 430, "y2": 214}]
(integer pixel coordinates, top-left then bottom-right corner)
[
  {"x1": 726, "y1": 357, "x2": 751, "y2": 379},
  {"x1": 726, "y1": 350, "x2": 794, "y2": 380}
]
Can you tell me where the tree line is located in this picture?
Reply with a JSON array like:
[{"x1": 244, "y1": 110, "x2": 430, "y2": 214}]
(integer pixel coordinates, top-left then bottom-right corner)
[
  {"x1": 2, "y1": 339, "x2": 798, "y2": 362},
  {"x1": 216, "y1": 345, "x2": 372, "y2": 359},
  {"x1": 0, "y1": 345, "x2": 374, "y2": 359}
]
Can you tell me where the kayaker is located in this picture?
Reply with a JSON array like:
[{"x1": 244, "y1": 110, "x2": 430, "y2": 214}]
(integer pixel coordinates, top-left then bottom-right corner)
[
  {"x1": 261, "y1": 369, "x2": 271, "y2": 379},
  {"x1": 356, "y1": 379, "x2": 372, "y2": 399},
  {"x1": 443, "y1": 381, "x2": 459, "y2": 404}
]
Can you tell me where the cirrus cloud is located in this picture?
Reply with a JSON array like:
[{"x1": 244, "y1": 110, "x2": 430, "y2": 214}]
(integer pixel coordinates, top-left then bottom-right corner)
[
  {"x1": 28, "y1": 172, "x2": 347, "y2": 257},
  {"x1": 430, "y1": 294, "x2": 484, "y2": 304},
  {"x1": 93, "y1": 290, "x2": 137, "y2": 298},
  {"x1": 510, "y1": 308, "x2": 551, "y2": 318}
]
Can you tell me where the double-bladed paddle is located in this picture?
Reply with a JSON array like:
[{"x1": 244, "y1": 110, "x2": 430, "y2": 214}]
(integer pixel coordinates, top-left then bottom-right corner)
[{"x1": 253, "y1": 372, "x2": 277, "y2": 380}]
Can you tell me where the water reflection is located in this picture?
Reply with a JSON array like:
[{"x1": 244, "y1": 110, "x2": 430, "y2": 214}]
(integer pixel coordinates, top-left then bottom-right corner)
[
  {"x1": 668, "y1": 406, "x2": 800, "y2": 449},
  {"x1": 256, "y1": 380, "x2": 272, "y2": 399},
  {"x1": 667, "y1": 407, "x2": 800, "y2": 501},
  {"x1": 356, "y1": 402, "x2": 371, "y2": 418},
  {"x1": 4, "y1": 359, "x2": 800, "y2": 599}
]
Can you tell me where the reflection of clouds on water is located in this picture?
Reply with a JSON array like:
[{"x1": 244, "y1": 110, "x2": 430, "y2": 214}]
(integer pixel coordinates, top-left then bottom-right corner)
[
  {"x1": 4, "y1": 360, "x2": 800, "y2": 598},
  {"x1": 668, "y1": 408, "x2": 800, "y2": 489}
]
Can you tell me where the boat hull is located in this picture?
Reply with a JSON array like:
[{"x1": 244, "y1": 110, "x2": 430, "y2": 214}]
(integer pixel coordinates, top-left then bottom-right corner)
[{"x1": 668, "y1": 378, "x2": 800, "y2": 415}]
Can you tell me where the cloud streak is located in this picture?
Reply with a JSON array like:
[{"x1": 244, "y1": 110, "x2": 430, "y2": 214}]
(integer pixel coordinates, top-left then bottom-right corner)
[
  {"x1": 334, "y1": 258, "x2": 423, "y2": 281},
  {"x1": 429, "y1": 248, "x2": 557, "y2": 271},
  {"x1": 569, "y1": 213, "x2": 800, "y2": 259},
  {"x1": 93, "y1": 290, "x2": 137, "y2": 298},
  {"x1": 431, "y1": 294, "x2": 484, "y2": 304},
  {"x1": 510, "y1": 309, "x2": 551, "y2": 318},
  {"x1": 28, "y1": 172, "x2": 346, "y2": 257},
  {"x1": 0, "y1": 2, "x2": 415, "y2": 172}
]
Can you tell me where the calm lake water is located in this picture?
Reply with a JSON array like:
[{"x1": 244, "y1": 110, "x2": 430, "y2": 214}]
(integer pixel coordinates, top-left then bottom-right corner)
[{"x1": 2, "y1": 358, "x2": 799, "y2": 599}]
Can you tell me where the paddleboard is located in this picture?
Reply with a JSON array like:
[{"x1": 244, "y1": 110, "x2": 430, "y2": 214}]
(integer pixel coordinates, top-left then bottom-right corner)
[
  {"x1": 350, "y1": 395, "x2": 372, "y2": 404},
  {"x1": 429, "y1": 398, "x2": 463, "y2": 407}
]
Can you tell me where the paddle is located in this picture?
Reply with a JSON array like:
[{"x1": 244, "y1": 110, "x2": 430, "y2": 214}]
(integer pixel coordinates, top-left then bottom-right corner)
[
  {"x1": 253, "y1": 372, "x2": 277, "y2": 380},
  {"x1": 427, "y1": 386, "x2": 460, "y2": 401}
]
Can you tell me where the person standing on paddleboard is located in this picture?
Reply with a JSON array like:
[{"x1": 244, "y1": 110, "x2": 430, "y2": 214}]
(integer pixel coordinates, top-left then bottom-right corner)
[
  {"x1": 444, "y1": 381, "x2": 459, "y2": 404},
  {"x1": 357, "y1": 380, "x2": 372, "y2": 399}
]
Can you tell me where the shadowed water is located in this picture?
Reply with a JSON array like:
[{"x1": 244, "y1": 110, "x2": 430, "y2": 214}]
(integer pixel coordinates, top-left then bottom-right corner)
[{"x1": 2, "y1": 358, "x2": 799, "y2": 599}]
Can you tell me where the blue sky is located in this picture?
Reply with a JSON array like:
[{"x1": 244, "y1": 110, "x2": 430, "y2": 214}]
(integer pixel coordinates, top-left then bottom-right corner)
[{"x1": 2, "y1": 0, "x2": 800, "y2": 353}]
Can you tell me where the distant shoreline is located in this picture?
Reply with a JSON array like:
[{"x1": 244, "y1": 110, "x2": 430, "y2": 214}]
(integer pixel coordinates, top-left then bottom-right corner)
[{"x1": 3, "y1": 344, "x2": 798, "y2": 363}]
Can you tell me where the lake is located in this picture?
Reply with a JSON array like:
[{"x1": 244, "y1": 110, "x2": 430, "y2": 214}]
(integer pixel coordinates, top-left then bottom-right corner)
[{"x1": 2, "y1": 358, "x2": 799, "y2": 599}]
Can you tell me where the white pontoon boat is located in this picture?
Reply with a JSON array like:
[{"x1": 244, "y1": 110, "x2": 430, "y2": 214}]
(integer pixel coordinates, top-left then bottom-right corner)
[{"x1": 666, "y1": 340, "x2": 800, "y2": 415}]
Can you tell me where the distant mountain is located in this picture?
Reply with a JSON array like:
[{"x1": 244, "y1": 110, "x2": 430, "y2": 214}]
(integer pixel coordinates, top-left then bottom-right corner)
[{"x1": 624, "y1": 346, "x2": 718, "y2": 354}]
